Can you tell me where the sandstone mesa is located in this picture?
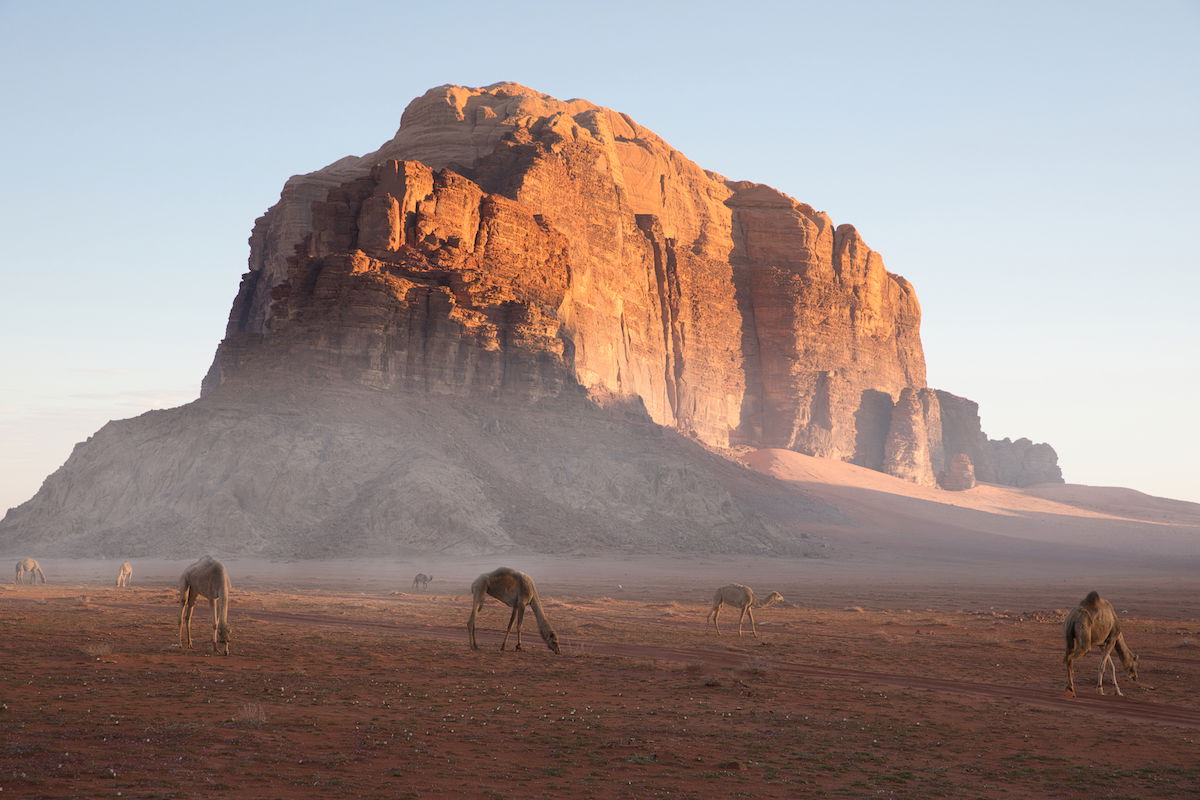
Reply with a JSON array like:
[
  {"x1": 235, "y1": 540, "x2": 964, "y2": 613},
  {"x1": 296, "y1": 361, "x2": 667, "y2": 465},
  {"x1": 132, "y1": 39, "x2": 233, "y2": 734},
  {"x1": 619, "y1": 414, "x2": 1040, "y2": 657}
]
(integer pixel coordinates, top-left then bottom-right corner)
[{"x1": 0, "y1": 83, "x2": 1065, "y2": 557}]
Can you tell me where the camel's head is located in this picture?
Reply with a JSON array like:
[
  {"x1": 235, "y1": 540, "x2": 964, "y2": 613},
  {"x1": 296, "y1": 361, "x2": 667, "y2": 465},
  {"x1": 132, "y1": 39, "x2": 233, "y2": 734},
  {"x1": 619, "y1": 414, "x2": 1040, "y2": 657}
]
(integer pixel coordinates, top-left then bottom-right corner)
[
  {"x1": 766, "y1": 592, "x2": 784, "y2": 605},
  {"x1": 543, "y1": 630, "x2": 561, "y2": 654},
  {"x1": 214, "y1": 623, "x2": 232, "y2": 656},
  {"x1": 1127, "y1": 653, "x2": 1140, "y2": 682}
]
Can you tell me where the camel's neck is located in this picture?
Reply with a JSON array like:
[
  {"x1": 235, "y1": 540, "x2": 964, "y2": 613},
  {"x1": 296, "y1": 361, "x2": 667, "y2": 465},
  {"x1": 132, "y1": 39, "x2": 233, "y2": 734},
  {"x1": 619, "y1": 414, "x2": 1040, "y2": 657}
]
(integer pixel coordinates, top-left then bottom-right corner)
[
  {"x1": 529, "y1": 594, "x2": 556, "y2": 640},
  {"x1": 216, "y1": 589, "x2": 230, "y2": 626},
  {"x1": 1114, "y1": 635, "x2": 1136, "y2": 668}
]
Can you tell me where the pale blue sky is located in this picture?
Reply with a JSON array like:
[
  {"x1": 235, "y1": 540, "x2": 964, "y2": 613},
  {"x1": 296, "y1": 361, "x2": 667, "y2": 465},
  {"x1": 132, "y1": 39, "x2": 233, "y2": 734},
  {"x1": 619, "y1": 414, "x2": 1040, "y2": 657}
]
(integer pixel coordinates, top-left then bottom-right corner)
[{"x1": 1, "y1": 0, "x2": 1197, "y2": 511}]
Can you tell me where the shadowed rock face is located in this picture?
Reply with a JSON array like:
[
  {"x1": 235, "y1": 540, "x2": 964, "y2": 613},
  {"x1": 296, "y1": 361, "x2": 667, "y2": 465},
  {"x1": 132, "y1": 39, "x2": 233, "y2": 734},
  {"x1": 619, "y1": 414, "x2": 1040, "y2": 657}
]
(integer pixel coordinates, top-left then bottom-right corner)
[
  {"x1": 1, "y1": 83, "x2": 1062, "y2": 557},
  {"x1": 0, "y1": 387, "x2": 842, "y2": 557}
]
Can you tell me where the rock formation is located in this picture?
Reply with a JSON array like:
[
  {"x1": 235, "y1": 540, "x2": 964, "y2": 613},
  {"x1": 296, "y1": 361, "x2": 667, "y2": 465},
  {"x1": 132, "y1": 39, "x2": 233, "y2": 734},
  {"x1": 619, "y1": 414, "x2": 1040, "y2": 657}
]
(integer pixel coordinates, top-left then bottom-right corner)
[
  {"x1": 988, "y1": 437, "x2": 1064, "y2": 487},
  {"x1": 941, "y1": 453, "x2": 978, "y2": 491},
  {"x1": 0, "y1": 82, "x2": 1062, "y2": 557}
]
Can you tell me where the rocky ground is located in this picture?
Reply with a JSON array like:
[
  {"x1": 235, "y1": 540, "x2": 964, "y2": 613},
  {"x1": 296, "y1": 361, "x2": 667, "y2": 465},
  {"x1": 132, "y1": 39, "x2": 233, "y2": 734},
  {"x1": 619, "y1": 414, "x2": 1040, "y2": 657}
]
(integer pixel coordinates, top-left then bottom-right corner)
[{"x1": 2, "y1": 558, "x2": 1197, "y2": 799}]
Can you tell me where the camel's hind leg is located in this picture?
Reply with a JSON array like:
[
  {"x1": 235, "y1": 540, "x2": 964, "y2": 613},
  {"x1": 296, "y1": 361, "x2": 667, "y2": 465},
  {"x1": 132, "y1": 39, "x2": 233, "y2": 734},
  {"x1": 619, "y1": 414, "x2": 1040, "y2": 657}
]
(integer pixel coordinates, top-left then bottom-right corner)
[
  {"x1": 500, "y1": 604, "x2": 519, "y2": 651},
  {"x1": 467, "y1": 601, "x2": 483, "y2": 650},
  {"x1": 1064, "y1": 651, "x2": 1078, "y2": 697},
  {"x1": 210, "y1": 599, "x2": 221, "y2": 655},
  {"x1": 179, "y1": 597, "x2": 195, "y2": 649},
  {"x1": 513, "y1": 604, "x2": 527, "y2": 651},
  {"x1": 710, "y1": 602, "x2": 723, "y2": 635}
]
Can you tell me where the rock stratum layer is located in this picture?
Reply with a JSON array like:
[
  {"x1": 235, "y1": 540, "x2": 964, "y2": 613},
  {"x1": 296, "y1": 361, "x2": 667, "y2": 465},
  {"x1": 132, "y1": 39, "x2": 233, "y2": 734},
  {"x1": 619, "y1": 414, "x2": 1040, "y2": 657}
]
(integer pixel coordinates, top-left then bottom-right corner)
[{"x1": 1, "y1": 83, "x2": 1061, "y2": 556}]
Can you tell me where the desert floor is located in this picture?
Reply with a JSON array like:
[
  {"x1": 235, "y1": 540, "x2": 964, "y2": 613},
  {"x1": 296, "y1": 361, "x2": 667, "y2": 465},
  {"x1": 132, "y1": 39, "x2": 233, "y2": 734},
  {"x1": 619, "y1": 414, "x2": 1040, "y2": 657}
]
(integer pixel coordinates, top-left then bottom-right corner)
[{"x1": 2, "y1": 556, "x2": 1198, "y2": 799}]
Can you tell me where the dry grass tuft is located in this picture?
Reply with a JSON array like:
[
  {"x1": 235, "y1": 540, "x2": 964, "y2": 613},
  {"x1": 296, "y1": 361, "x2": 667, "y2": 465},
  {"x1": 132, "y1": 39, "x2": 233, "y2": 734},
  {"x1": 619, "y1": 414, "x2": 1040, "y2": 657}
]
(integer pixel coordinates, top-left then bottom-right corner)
[
  {"x1": 80, "y1": 643, "x2": 113, "y2": 658},
  {"x1": 739, "y1": 655, "x2": 773, "y2": 679},
  {"x1": 231, "y1": 702, "x2": 268, "y2": 728}
]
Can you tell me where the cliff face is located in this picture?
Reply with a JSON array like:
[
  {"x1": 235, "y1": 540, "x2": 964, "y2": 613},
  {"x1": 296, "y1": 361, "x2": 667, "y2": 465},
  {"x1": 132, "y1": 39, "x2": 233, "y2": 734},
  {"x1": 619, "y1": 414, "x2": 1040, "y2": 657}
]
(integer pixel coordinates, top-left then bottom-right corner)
[{"x1": 206, "y1": 82, "x2": 983, "y2": 484}]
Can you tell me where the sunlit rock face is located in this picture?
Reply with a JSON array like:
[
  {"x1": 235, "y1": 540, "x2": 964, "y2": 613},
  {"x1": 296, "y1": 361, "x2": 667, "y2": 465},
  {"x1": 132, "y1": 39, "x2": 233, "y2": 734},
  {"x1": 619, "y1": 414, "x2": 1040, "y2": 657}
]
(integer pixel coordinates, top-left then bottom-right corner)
[{"x1": 206, "y1": 82, "x2": 1023, "y2": 486}]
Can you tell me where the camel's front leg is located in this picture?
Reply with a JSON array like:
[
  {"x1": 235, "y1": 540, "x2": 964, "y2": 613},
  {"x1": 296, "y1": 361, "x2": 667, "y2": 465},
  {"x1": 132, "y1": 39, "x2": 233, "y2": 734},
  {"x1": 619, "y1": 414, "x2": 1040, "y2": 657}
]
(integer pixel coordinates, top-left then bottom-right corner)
[
  {"x1": 747, "y1": 605, "x2": 759, "y2": 639},
  {"x1": 1097, "y1": 641, "x2": 1119, "y2": 695},
  {"x1": 1104, "y1": 652, "x2": 1124, "y2": 696},
  {"x1": 737, "y1": 605, "x2": 748, "y2": 636},
  {"x1": 500, "y1": 604, "x2": 519, "y2": 650}
]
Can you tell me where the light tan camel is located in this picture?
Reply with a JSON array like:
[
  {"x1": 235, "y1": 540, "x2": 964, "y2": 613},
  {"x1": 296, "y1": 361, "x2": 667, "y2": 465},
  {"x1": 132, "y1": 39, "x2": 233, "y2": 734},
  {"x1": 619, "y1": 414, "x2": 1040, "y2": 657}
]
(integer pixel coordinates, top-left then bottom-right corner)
[
  {"x1": 467, "y1": 567, "x2": 560, "y2": 653},
  {"x1": 412, "y1": 573, "x2": 432, "y2": 590},
  {"x1": 178, "y1": 556, "x2": 232, "y2": 655},
  {"x1": 1064, "y1": 590, "x2": 1139, "y2": 697},
  {"x1": 14, "y1": 558, "x2": 46, "y2": 584},
  {"x1": 116, "y1": 561, "x2": 133, "y2": 587},
  {"x1": 707, "y1": 584, "x2": 784, "y2": 638}
]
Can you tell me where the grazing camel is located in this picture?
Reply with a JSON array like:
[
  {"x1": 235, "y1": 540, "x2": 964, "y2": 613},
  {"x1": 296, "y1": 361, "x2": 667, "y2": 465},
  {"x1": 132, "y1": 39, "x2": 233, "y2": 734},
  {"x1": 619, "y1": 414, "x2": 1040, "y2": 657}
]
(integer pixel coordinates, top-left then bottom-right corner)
[
  {"x1": 178, "y1": 556, "x2": 232, "y2": 655},
  {"x1": 412, "y1": 573, "x2": 432, "y2": 591},
  {"x1": 1064, "y1": 590, "x2": 1139, "y2": 697},
  {"x1": 116, "y1": 561, "x2": 133, "y2": 587},
  {"x1": 467, "y1": 567, "x2": 560, "y2": 654},
  {"x1": 707, "y1": 584, "x2": 784, "y2": 638},
  {"x1": 14, "y1": 558, "x2": 46, "y2": 584}
]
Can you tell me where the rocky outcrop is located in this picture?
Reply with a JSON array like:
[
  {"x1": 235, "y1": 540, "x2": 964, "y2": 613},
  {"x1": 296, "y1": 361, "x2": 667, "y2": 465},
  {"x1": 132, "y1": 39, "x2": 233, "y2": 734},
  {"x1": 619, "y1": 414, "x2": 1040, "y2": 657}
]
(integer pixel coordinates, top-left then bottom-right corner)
[{"x1": 988, "y1": 438, "x2": 1064, "y2": 487}]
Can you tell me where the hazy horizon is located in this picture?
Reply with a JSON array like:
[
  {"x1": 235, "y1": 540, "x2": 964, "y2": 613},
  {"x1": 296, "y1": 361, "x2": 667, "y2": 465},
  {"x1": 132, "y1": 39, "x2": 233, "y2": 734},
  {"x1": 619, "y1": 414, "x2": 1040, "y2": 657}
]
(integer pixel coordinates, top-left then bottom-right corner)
[{"x1": 2, "y1": 0, "x2": 1197, "y2": 513}]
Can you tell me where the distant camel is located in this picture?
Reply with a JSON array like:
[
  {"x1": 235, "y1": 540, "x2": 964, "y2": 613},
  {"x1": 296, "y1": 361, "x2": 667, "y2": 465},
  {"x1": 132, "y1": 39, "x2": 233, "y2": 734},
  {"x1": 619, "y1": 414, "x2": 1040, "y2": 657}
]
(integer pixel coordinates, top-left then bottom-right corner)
[
  {"x1": 14, "y1": 558, "x2": 46, "y2": 584},
  {"x1": 178, "y1": 556, "x2": 232, "y2": 655},
  {"x1": 116, "y1": 561, "x2": 133, "y2": 587},
  {"x1": 412, "y1": 573, "x2": 432, "y2": 591},
  {"x1": 1064, "y1": 590, "x2": 1139, "y2": 697},
  {"x1": 707, "y1": 584, "x2": 784, "y2": 638},
  {"x1": 467, "y1": 567, "x2": 560, "y2": 654}
]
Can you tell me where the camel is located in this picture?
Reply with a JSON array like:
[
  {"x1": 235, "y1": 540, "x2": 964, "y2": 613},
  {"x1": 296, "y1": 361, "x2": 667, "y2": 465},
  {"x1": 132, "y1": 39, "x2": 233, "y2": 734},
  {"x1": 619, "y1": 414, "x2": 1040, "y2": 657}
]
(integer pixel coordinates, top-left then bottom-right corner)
[
  {"x1": 707, "y1": 584, "x2": 784, "y2": 638},
  {"x1": 14, "y1": 558, "x2": 46, "y2": 584},
  {"x1": 1064, "y1": 590, "x2": 1139, "y2": 697},
  {"x1": 178, "y1": 556, "x2": 232, "y2": 655},
  {"x1": 467, "y1": 567, "x2": 560, "y2": 654},
  {"x1": 116, "y1": 561, "x2": 133, "y2": 587},
  {"x1": 412, "y1": 573, "x2": 432, "y2": 591}
]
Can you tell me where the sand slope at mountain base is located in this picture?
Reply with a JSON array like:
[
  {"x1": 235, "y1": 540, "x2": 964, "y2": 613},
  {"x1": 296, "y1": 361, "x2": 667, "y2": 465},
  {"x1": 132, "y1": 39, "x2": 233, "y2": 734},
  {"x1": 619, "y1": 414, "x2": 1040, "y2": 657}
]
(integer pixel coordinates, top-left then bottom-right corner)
[{"x1": 743, "y1": 448, "x2": 1200, "y2": 566}]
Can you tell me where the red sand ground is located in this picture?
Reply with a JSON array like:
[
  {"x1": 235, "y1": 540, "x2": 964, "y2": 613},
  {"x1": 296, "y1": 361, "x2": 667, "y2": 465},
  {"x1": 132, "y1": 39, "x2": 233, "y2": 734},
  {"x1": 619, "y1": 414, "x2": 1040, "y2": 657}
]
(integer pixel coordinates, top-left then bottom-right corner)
[{"x1": 2, "y1": 558, "x2": 1198, "y2": 799}]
